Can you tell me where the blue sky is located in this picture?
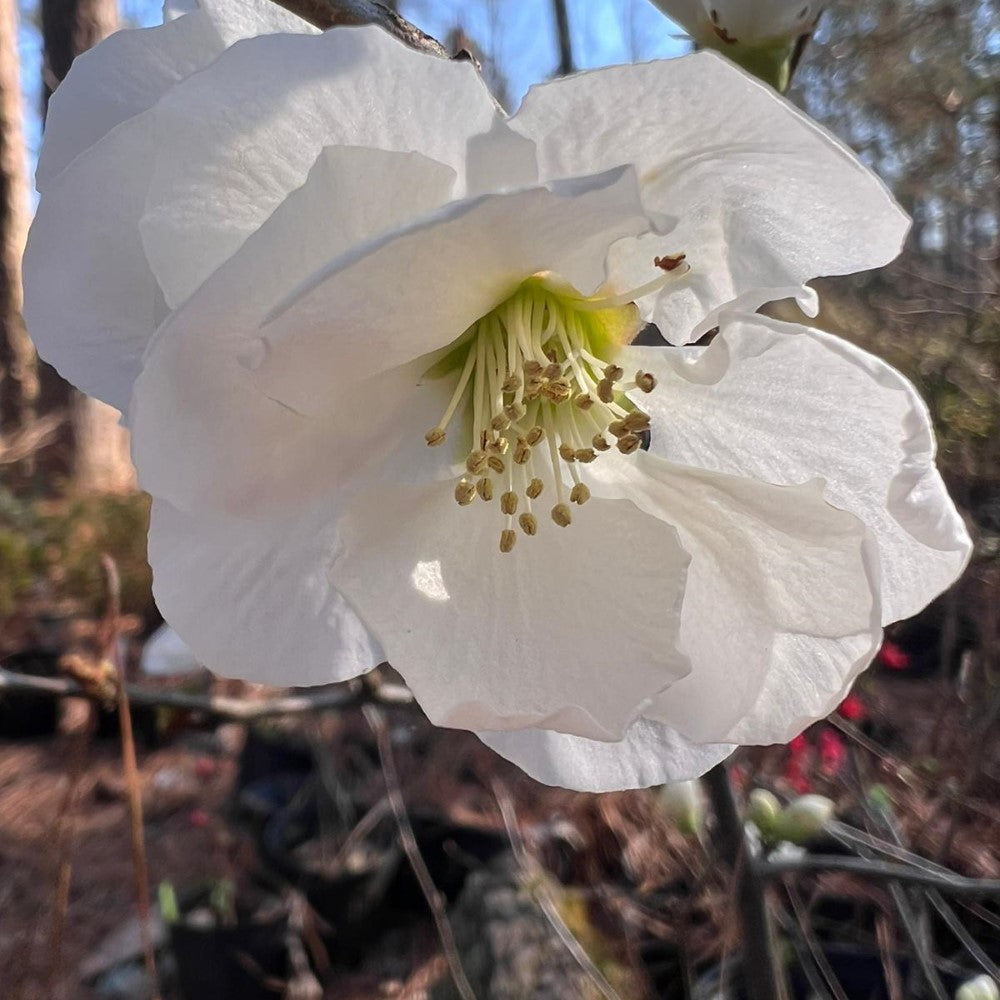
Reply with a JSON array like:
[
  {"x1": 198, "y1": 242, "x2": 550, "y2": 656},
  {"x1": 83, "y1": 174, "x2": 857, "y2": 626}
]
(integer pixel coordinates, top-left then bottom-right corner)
[{"x1": 15, "y1": 0, "x2": 690, "y2": 190}]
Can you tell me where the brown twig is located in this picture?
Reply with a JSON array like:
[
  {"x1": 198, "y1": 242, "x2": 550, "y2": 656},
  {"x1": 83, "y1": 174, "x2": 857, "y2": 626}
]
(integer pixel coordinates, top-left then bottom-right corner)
[
  {"x1": 101, "y1": 555, "x2": 160, "y2": 1000},
  {"x1": 362, "y1": 704, "x2": 476, "y2": 1000},
  {"x1": 0, "y1": 667, "x2": 412, "y2": 718}
]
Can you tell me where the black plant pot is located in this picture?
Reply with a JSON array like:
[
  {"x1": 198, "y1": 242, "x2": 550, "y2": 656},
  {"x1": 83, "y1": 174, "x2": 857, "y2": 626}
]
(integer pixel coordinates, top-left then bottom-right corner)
[{"x1": 170, "y1": 915, "x2": 289, "y2": 1000}]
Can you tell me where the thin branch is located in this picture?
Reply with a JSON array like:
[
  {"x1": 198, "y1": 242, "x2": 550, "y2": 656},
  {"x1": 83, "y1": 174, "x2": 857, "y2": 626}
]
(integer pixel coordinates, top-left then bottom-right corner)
[
  {"x1": 550, "y1": 0, "x2": 574, "y2": 75},
  {"x1": 703, "y1": 764, "x2": 790, "y2": 1000},
  {"x1": 759, "y1": 856, "x2": 1000, "y2": 897},
  {"x1": 363, "y1": 704, "x2": 476, "y2": 1000},
  {"x1": 926, "y1": 890, "x2": 1000, "y2": 982},
  {"x1": 0, "y1": 666, "x2": 411, "y2": 718},
  {"x1": 264, "y1": 0, "x2": 447, "y2": 54}
]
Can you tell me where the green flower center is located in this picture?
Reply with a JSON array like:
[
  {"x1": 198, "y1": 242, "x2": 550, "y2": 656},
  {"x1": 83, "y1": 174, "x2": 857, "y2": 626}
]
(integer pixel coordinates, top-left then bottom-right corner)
[{"x1": 424, "y1": 275, "x2": 669, "y2": 553}]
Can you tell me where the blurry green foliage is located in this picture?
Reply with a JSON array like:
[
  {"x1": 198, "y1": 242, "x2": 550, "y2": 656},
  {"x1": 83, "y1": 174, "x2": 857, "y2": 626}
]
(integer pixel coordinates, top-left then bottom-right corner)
[{"x1": 0, "y1": 487, "x2": 153, "y2": 618}]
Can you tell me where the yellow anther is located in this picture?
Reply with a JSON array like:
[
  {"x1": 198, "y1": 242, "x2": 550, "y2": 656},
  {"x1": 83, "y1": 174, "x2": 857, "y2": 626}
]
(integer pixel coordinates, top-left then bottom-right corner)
[
  {"x1": 499, "y1": 529, "x2": 517, "y2": 553},
  {"x1": 623, "y1": 410, "x2": 651, "y2": 433},
  {"x1": 466, "y1": 449, "x2": 488, "y2": 475},
  {"x1": 573, "y1": 392, "x2": 594, "y2": 411},
  {"x1": 543, "y1": 380, "x2": 572, "y2": 404},
  {"x1": 502, "y1": 373, "x2": 522, "y2": 393},
  {"x1": 570, "y1": 483, "x2": 591, "y2": 505},
  {"x1": 525, "y1": 426, "x2": 545, "y2": 446},
  {"x1": 526, "y1": 478, "x2": 544, "y2": 500},
  {"x1": 491, "y1": 414, "x2": 511, "y2": 432},
  {"x1": 608, "y1": 419, "x2": 628, "y2": 438},
  {"x1": 455, "y1": 479, "x2": 476, "y2": 505},
  {"x1": 617, "y1": 433, "x2": 641, "y2": 455},
  {"x1": 514, "y1": 440, "x2": 532, "y2": 465},
  {"x1": 597, "y1": 379, "x2": 615, "y2": 404},
  {"x1": 425, "y1": 427, "x2": 446, "y2": 447},
  {"x1": 558, "y1": 443, "x2": 577, "y2": 463},
  {"x1": 551, "y1": 503, "x2": 572, "y2": 527},
  {"x1": 574, "y1": 448, "x2": 597, "y2": 464},
  {"x1": 523, "y1": 360, "x2": 544, "y2": 377},
  {"x1": 592, "y1": 434, "x2": 611, "y2": 452},
  {"x1": 543, "y1": 362, "x2": 562, "y2": 380},
  {"x1": 519, "y1": 512, "x2": 538, "y2": 536},
  {"x1": 488, "y1": 437, "x2": 509, "y2": 456},
  {"x1": 604, "y1": 364, "x2": 624, "y2": 382},
  {"x1": 635, "y1": 370, "x2": 657, "y2": 393},
  {"x1": 488, "y1": 455, "x2": 506, "y2": 474},
  {"x1": 500, "y1": 491, "x2": 519, "y2": 516},
  {"x1": 476, "y1": 477, "x2": 494, "y2": 501},
  {"x1": 504, "y1": 402, "x2": 525, "y2": 422}
]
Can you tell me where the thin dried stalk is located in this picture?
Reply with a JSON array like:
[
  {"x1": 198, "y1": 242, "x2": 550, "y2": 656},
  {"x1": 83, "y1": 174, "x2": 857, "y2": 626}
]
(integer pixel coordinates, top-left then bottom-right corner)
[
  {"x1": 102, "y1": 555, "x2": 160, "y2": 1000},
  {"x1": 362, "y1": 704, "x2": 476, "y2": 1000}
]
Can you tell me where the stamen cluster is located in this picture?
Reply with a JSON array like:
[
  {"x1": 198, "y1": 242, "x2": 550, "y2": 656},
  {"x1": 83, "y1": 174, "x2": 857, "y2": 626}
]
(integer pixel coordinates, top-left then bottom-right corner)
[{"x1": 425, "y1": 282, "x2": 657, "y2": 553}]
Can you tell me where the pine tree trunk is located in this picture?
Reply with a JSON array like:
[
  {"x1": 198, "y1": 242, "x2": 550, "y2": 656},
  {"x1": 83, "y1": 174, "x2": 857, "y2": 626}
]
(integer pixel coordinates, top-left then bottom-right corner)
[
  {"x1": 0, "y1": 0, "x2": 35, "y2": 452},
  {"x1": 41, "y1": 0, "x2": 135, "y2": 492}
]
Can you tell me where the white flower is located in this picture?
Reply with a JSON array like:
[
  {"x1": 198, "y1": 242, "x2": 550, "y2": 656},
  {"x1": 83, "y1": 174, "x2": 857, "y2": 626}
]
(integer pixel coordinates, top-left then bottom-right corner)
[
  {"x1": 24, "y1": 1, "x2": 970, "y2": 792},
  {"x1": 652, "y1": 0, "x2": 823, "y2": 49}
]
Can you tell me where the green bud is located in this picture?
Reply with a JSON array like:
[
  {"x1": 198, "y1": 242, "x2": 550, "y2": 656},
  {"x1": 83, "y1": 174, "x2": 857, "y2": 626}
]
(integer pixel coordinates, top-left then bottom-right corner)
[
  {"x1": 956, "y1": 975, "x2": 1000, "y2": 1000},
  {"x1": 747, "y1": 788, "x2": 782, "y2": 837},
  {"x1": 658, "y1": 780, "x2": 705, "y2": 837},
  {"x1": 774, "y1": 794, "x2": 835, "y2": 845}
]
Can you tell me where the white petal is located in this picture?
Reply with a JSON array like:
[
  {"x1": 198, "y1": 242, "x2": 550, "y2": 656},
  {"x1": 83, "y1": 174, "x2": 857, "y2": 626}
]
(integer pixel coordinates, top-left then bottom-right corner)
[
  {"x1": 197, "y1": 0, "x2": 319, "y2": 45},
  {"x1": 253, "y1": 165, "x2": 651, "y2": 416},
  {"x1": 628, "y1": 314, "x2": 971, "y2": 622},
  {"x1": 589, "y1": 455, "x2": 882, "y2": 744},
  {"x1": 479, "y1": 719, "x2": 734, "y2": 792},
  {"x1": 36, "y1": 11, "x2": 219, "y2": 189},
  {"x1": 139, "y1": 25, "x2": 497, "y2": 308},
  {"x1": 140, "y1": 624, "x2": 201, "y2": 677},
  {"x1": 149, "y1": 498, "x2": 381, "y2": 686},
  {"x1": 330, "y1": 482, "x2": 692, "y2": 741},
  {"x1": 24, "y1": 116, "x2": 161, "y2": 413},
  {"x1": 131, "y1": 144, "x2": 459, "y2": 516},
  {"x1": 511, "y1": 52, "x2": 908, "y2": 344},
  {"x1": 465, "y1": 116, "x2": 539, "y2": 197}
]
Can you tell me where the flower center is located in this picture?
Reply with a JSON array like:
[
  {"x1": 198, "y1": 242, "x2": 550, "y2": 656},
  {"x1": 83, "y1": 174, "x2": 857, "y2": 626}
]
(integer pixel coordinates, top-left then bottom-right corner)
[{"x1": 424, "y1": 261, "x2": 686, "y2": 553}]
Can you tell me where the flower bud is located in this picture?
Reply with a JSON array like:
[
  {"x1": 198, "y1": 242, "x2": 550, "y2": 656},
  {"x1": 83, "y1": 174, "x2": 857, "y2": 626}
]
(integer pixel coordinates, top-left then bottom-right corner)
[
  {"x1": 658, "y1": 780, "x2": 704, "y2": 837},
  {"x1": 956, "y1": 975, "x2": 1000, "y2": 1000},
  {"x1": 747, "y1": 788, "x2": 781, "y2": 837},
  {"x1": 774, "y1": 794, "x2": 835, "y2": 845}
]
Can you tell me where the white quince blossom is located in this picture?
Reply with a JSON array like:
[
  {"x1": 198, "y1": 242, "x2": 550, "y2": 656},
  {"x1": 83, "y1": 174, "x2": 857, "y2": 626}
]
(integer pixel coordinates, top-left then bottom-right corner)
[{"x1": 24, "y1": 0, "x2": 970, "y2": 792}]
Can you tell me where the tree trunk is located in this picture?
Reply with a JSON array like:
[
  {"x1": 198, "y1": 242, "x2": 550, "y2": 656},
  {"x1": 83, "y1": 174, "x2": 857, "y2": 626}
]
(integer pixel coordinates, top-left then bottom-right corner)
[
  {"x1": 0, "y1": 0, "x2": 35, "y2": 455},
  {"x1": 41, "y1": 0, "x2": 135, "y2": 493}
]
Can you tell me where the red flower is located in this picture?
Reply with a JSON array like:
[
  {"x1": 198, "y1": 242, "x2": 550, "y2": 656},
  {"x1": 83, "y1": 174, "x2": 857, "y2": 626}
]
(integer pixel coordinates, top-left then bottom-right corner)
[
  {"x1": 819, "y1": 729, "x2": 846, "y2": 777},
  {"x1": 878, "y1": 641, "x2": 910, "y2": 671},
  {"x1": 837, "y1": 693, "x2": 866, "y2": 722},
  {"x1": 784, "y1": 734, "x2": 812, "y2": 793}
]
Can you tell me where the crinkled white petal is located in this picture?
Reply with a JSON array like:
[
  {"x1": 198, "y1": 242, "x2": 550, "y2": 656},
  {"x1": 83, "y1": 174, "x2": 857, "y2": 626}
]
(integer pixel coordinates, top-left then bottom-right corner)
[
  {"x1": 132, "y1": 144, "x2": 460, "y2": 516},
  {"x1": 197, "y1": 0, "x2": 319, "y2": 46},
  {"x1": 330, "y1": 482, "x2": 692, "y2": 741},
  {"x1": 24, "y1": 116, "x2": 161, "y2": 413},
  {"x1": 511, "y1": 51, "x2": 908, "y2": 344},
  {"x1": 465, "y1": 116, "x2": 539, "y2": 197},
  {"x1": 252, "y1": 165, "x2": 651, "y2": 416},
  {"x1": 478, "y1": 719, "x2": 734, "y2": 792},
  {"x1": 139, "y1": 24, "x2": 497, "y2": 309},
  {"x1": 627, "y1": 314, "x2": 971, "y2": 623},
  {"x1": 588, "y1": 454, "x2": 882, "y2": 744},
  {"x1": 36, "y1": 9, "x2": 219, "y2": 190},
  {"x1": 149, "y1": 498, "x2": 381, "y2": 686}
]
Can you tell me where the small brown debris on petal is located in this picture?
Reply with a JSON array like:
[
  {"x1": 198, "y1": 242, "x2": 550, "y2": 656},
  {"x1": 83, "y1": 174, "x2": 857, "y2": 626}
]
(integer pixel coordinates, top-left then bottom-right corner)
[{"x1": 654, "y1": 253, "x2": 687, "y2": 272}]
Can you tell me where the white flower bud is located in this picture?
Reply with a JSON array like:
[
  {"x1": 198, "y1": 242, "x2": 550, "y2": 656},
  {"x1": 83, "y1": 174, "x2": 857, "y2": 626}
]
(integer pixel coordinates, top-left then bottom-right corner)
[
  {"x1": 747, "y1": 788, "x2": 781, "y2": 837},
  {"x1": 956, "y1": 975, "x2": 1000, "y2": 1000},
  {"x1": 658, "y1": 780, "x2": 705, "y2": 837},
  {"x1": 774, "y1": 794, "x2": 834, "y2": 844}
]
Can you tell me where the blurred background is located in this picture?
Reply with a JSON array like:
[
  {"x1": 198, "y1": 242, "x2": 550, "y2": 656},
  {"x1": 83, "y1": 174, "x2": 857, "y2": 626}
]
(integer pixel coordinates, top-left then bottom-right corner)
[{"x1": 1, "y1": 2, "x2": 999, "y2": 998}]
